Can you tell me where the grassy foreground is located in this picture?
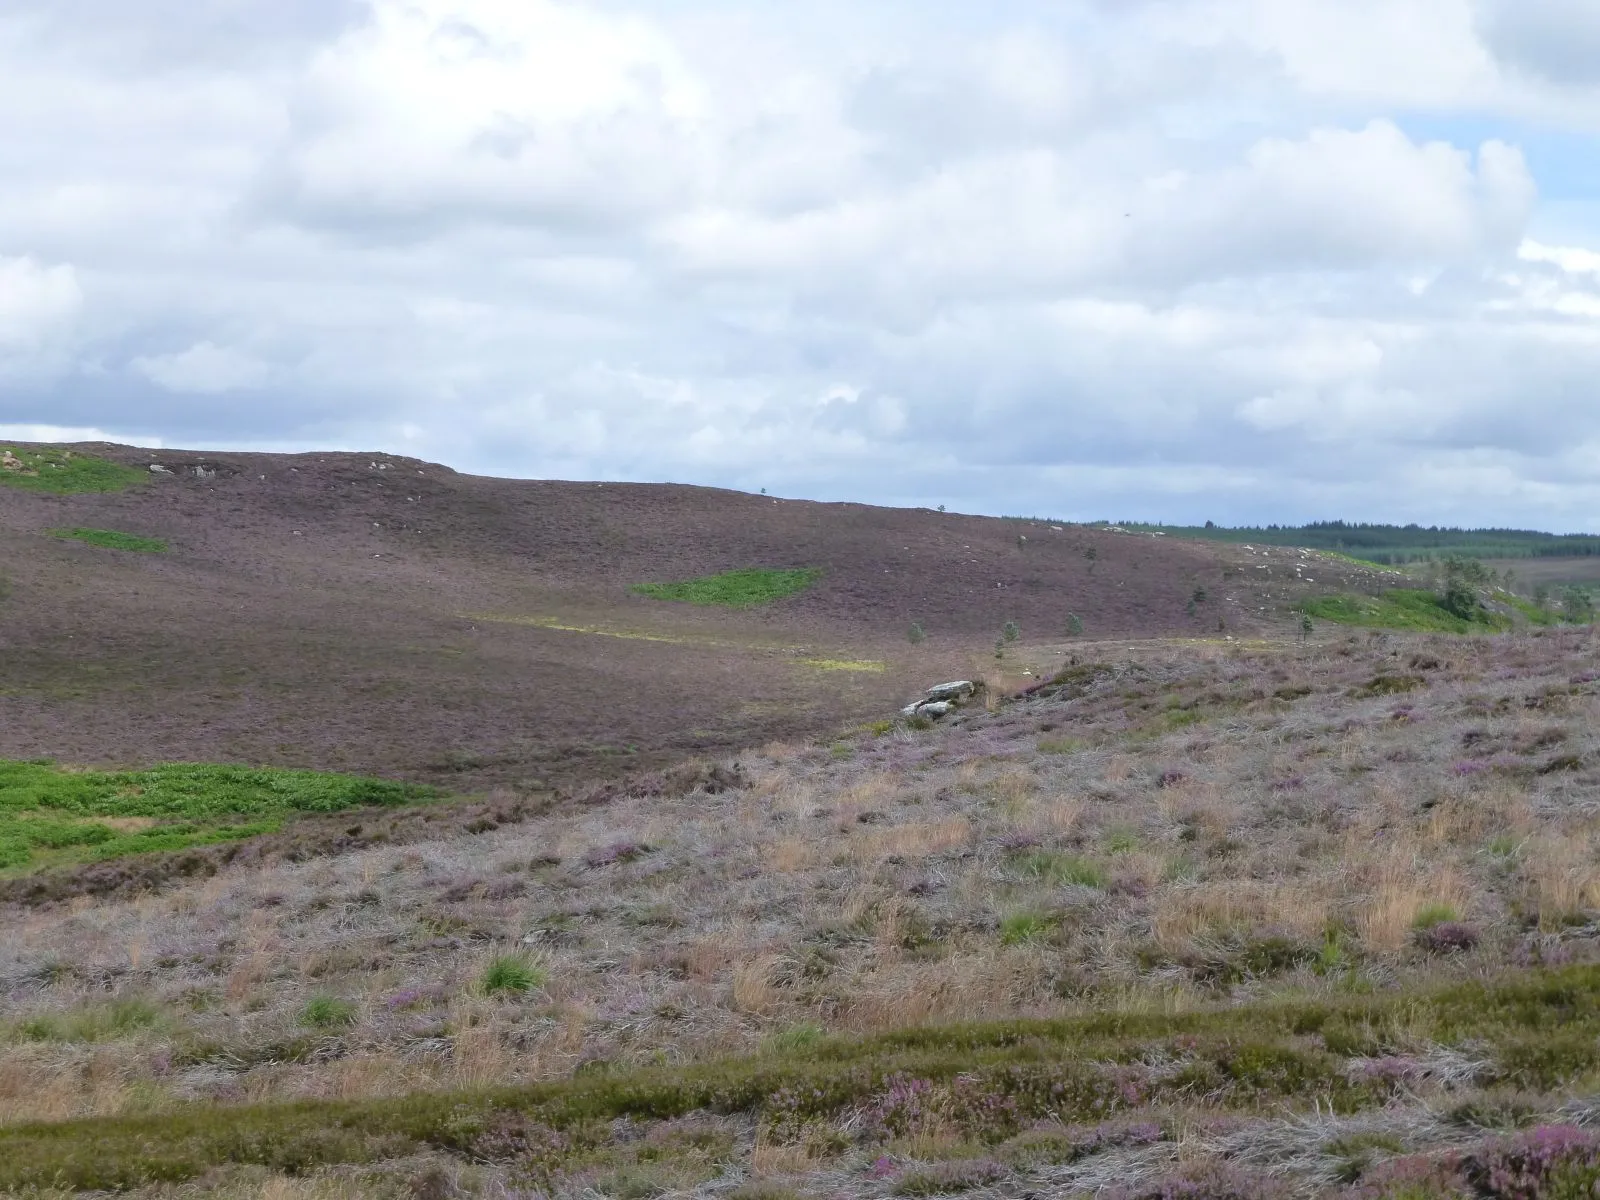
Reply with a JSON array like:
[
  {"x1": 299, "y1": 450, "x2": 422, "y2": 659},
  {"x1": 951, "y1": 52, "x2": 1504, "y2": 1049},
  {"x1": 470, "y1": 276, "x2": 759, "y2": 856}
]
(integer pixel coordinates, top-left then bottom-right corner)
[
  {"x1": 0, "y1": 761, "x2": 435, "y2": 873},
  {"x1": 2, "y1": 965, "x2": 1598, "y2": 1191}
]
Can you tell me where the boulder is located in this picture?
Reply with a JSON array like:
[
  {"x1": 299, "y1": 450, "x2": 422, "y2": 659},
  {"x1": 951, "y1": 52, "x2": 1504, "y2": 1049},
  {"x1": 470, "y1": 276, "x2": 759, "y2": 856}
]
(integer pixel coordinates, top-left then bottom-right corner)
[{"x1": 900, "y1": 680, "x2": 980, "y2": 722}]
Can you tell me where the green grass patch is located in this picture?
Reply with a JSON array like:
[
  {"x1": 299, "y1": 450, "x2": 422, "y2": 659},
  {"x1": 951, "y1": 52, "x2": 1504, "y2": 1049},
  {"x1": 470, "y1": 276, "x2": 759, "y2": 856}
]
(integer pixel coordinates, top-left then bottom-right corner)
[
  {"x1": 0, "y1": 448, "x2": 146, "y2": 494},
  {"x1": 631, "y1": 567, "x2": 821, "y2": 608},
  {"x1": 50, "y1": 527, "x2": 167, "y2": 553},
  {"x1": 481, "y1": 955, "x2": 546, "y2": 996},
  {"x1": 5, "y1": 966, "x2": 1600, "y2": 1191},
  {"x1": 999, "y1": 911, "x2": 1059, "y2": 945},
  {"x1": 300, "y1": 996, "x2": 359, "y2": 1029},
  {"x1": 1013, "y1": 850, "x2": 1107, "y2": 889},
  {"x1": 0, "y1": 760, "x2": 437, "y2": 874},
  {"x1": 10, "y1": 999, "x2": 169, "y2": 1045},
  {"x1": 1302, "y1": 589, "x2": 1509, "y2": 634},
  {"x1": 1505, "y1": 594, "x2": 1559, "y2": 627}
]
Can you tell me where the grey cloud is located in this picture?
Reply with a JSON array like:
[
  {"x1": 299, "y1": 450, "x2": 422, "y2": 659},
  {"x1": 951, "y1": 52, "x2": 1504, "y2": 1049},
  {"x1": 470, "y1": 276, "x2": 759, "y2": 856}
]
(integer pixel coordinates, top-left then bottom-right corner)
[{"x1": 1476, "y1": 0, "x2": 1600, "y2": 85}]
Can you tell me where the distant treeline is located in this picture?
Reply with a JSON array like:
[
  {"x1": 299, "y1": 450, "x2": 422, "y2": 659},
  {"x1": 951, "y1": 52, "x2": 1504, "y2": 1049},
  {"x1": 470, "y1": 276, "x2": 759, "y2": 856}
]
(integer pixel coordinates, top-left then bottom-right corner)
[{"x1": 1091, "y1": 520, "x2": 1600, "y2": 565}]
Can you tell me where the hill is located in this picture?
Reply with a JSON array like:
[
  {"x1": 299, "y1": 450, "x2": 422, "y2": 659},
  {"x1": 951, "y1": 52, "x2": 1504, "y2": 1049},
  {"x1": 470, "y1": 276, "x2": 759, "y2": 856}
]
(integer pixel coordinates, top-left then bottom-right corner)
[
  {"x1": 0, "y1": 442, "x2": 1396, "y2": 791},
  {"x1": 1096, "y1": 518, "x2": 1600, "y2": 566}
]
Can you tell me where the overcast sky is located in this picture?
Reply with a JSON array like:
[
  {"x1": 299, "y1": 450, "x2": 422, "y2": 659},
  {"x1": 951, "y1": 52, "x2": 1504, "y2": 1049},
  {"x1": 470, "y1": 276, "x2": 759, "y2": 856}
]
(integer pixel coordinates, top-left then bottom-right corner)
[{"x1": 3, "y1": 0, "x2": 1600, "y2": 527}]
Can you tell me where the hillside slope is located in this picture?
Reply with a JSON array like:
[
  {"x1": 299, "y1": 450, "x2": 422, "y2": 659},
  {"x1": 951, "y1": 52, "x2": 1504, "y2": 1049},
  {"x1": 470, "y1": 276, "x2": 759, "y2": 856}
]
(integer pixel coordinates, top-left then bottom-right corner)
[{"x1": 0, "y1": 443, "x2": 1388, "y2": 787}]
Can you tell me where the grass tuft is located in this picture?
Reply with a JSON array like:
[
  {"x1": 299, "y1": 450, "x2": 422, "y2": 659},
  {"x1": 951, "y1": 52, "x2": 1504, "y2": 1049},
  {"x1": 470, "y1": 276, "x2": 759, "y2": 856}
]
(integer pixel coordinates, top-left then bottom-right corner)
[
  {"x1": 300, "y1": 996, "x2": 358, "y2": 1029},
  {"x1": 481, "y1": 954, "x2": 546, "y2": 996}
]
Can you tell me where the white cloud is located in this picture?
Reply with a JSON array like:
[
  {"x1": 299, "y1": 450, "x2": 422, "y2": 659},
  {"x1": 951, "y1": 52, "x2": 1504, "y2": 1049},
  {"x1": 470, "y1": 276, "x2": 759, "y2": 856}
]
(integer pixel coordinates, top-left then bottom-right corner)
[
  {"x1": 0, "y1": 422, "x2": 155, "y2": 445},
  {"x1": 0, "y1": 0, "x2": 1599, "y2": 527},
  {"x1": 131, "y1": 341, "x2": 270, "y2": 393},
  {"x1": 0, "y1": 255, "x2": 81, "y2": 349}
]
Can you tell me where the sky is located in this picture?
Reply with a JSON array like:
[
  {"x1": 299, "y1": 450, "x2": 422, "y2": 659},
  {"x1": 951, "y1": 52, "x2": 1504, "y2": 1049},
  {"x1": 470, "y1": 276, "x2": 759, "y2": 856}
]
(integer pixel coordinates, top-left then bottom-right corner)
[{"x1": 3, "y1": 0, "x2": 1600, "y2": 528}]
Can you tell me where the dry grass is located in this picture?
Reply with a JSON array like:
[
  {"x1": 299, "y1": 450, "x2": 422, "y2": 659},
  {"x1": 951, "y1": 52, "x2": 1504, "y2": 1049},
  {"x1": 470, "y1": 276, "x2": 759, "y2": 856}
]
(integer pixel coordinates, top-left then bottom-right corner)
[{"x1": 4, "y1": 629, "x2": 1600, "y2": 1133}]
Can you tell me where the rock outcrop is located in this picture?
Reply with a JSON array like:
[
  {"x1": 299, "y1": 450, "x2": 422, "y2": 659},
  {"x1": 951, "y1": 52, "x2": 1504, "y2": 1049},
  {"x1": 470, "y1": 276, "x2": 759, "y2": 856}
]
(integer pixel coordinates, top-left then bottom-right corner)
[{"x1": 901, "y1": 680, "x2": 981, "y2": 721}]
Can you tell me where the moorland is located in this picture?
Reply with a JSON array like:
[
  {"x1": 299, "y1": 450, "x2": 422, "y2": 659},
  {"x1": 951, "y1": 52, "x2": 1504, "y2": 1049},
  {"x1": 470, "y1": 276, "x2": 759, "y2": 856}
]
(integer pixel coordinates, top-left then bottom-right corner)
[{"x1": 3, "y1": 443, "x2": 1600, "y2": 1200}]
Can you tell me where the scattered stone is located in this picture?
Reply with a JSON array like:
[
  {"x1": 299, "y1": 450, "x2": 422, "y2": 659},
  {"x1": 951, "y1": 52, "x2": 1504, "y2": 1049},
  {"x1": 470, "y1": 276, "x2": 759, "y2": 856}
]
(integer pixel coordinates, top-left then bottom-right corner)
[
  {"x1": 149, "y1": 464, "x2": 172, "y2": 474},
  {"x1": 1, "y1": 450, "x2": 23, "y2": 471}
]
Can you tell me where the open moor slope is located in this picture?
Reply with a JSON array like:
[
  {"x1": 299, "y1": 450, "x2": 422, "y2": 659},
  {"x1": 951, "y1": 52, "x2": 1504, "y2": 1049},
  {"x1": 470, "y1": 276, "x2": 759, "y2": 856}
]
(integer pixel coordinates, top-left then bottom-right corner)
[{"x1": 0, "y1": 442, "x2": 1385, "y2": 789}]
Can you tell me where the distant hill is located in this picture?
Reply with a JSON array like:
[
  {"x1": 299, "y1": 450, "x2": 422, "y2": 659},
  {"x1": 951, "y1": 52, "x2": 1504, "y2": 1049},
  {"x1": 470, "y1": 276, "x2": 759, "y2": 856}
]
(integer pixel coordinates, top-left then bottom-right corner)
[
  {"x1": 0, "y1": 442, "x2": 1393, "y2": 789},
  {"x1": 1089, "y1": 519, "x2": 1600, "y2": 565}
]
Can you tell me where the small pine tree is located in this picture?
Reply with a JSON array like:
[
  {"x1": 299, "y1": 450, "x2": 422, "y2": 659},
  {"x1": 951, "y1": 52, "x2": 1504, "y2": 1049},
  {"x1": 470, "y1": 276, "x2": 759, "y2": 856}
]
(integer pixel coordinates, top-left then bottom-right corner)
[
  {"x1": 907, "y1": 621, "x2": 926, "y2": 644},
  {"x1": 1300, "y1": 612, "x2": 1313, "y2": 640},
  {"x1": 1001, "y1": 620, "x2": 1021, "y2": 643},
  {"x1": 1065, "y1": 612, "x2": 1084, "y2": 636}
]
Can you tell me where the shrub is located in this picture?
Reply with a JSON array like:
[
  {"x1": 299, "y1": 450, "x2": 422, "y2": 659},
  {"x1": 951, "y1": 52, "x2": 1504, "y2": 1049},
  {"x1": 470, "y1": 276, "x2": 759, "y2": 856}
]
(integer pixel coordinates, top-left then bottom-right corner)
[
  {"x1": 907, "y1": 621, "x2": 926, "y2": 644},
  {"x1": 481, "y1": 954, "x2": 546, "y2": 996},
  {"x1": 584, "y1": 840, "x2": 651, "y2": 869},
  {"x1": 1066, "y1": 612, "x2": 1084, "y2": 636},
  {"x1": 1417, "y1": 922, "x2": 1480, "y2": 955},
  {"x1": 300, "y1": 995, "x2": 357, "y2": 1028},
  {"x1": 893, "y1": 1160, "x2": 1007, "y2": 1196},
  {"x1": 1001, "y1": 621, "x2": 1021, "y2": 644}
]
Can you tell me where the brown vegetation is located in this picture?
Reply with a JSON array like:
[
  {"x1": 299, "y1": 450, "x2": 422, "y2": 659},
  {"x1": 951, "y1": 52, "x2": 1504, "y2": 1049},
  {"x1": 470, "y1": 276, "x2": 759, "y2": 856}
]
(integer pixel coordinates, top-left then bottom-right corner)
[
  {"x1": 3, "y1": 627, "x2": 1600, "y2": 1195},
  {"x1": 0, "y1": 442, "x2": 1392, "y2": 790}
]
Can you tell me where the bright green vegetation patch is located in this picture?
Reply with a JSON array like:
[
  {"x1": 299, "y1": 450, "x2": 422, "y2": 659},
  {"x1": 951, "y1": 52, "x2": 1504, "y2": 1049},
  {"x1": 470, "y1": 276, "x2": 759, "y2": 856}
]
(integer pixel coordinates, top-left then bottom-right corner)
[
  {"x1": 50, "y1": 527, "x2": 167, "y2": 553},
  {"x1": 631, "y1": 567, "x2": 822, "y2": 608},
  {"x1": 0, "y1": 760, "x2": 436, "y2": 874},
  {"x1": 4, "y1": 965, "x2": 1600, "y2": 1191},
  {"x1": 1506, "y1": 594, "x2": 1560, "y2": 627},
  {"x1": 0, "y1": 448, "x2": 146, "y2": 494},
  {"x1": 1302, "y1": 589, "x2": 1508, "y2": 634}
]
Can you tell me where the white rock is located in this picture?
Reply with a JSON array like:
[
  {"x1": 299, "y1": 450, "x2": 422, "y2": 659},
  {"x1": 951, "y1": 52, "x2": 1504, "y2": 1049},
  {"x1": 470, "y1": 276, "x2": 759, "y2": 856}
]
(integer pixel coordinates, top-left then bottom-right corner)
[{"x1": 925, "y1": 680, "x2": 976, "y2": 702}]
